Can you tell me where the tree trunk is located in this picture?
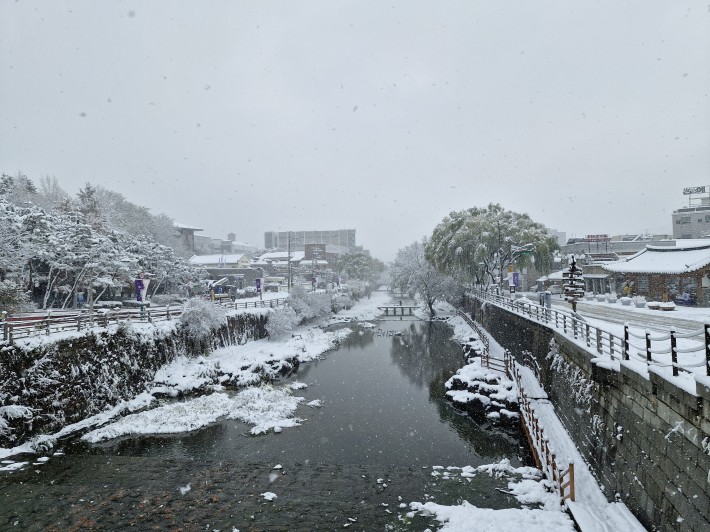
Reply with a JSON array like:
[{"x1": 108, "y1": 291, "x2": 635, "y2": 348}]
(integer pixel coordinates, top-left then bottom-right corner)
[{"x1": 428, "y1": 299, "x2": 436, "y2": 316}]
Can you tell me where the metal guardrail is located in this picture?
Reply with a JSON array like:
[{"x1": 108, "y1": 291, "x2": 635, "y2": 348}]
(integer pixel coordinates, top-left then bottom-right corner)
[
  {"x1": 1, "y1": 297, "x2": 288, "y2": 343},
  {"x1": 469, "y1": 289, "x2": 710, "y2": 376}
]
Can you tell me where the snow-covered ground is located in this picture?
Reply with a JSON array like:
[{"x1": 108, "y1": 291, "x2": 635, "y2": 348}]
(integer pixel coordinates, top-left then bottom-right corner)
[
  {"x1": 406, "y1": 459, "x2": 576, "y2": 531},
  {"x1": 515, "y1": 295, "x2": 707, "y2": 383},
  {"x1": 559, "y1": 299, "x2": 707, "y2": 332}
]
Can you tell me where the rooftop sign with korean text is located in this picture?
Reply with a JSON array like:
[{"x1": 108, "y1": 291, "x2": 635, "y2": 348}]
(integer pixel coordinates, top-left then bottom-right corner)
[
  {"x1": 683, "y1": 186, "x2": 707, "y2": 195},
  {"x1": 583, "y1": 234, "x2": 611, "y2": 242}
]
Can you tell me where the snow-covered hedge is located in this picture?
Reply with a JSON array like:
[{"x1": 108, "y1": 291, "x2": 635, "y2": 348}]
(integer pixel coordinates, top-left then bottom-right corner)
[
  {"x1": 330, "y1": 293, "x2": 354, "y2": 313},
  {"x1": 179, "y1": 298, "x2": 227, "y2": 340}
]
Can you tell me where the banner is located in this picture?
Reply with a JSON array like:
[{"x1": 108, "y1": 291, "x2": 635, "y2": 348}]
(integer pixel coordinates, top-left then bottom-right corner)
[
  {"x1": 135, "y1": 279, "x2": 150, "y2": 302},
  {"x1": 312, "y1": 277, "x2": 317, "y2": 288},
  {"x1": 512, "y1": 272, "x2": 519, "y2": 287},
  {"x1": 255, "y1": 278, "x2": 262, "y2": 293}
]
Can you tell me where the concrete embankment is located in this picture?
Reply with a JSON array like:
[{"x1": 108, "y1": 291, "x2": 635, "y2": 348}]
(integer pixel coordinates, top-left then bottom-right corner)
[
  {"x1": 0, "y1": 310, "x2": 271, "y2": 447},
  {"x1": 467, "y1": 296, "x2": 710, "y2": 532}
]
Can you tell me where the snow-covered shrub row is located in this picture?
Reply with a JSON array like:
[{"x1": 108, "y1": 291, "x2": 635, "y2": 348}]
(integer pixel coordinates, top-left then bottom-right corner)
[
  {"x1": 150, "y1": 293, "x2": 185, "y2": 306},
  {"x1": 266, "y1": 286, "x2": 346, "y2": 339},
  {"x1": 265, "y1": 306, "x2": 298, "y2": 339},
  {"x1": 330, "y1": 292, "x2": 353, "y2": 313}
]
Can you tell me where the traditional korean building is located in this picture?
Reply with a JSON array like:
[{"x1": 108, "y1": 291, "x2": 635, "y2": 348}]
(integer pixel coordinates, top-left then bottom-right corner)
[{"x1": 602, "y1": 241, "x2": 710, "y2": 306}]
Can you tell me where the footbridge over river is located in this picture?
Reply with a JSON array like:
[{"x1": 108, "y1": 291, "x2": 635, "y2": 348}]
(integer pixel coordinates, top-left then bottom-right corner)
[{"x1": 377, "y1": 304, "x2": 418, "y2": 316}]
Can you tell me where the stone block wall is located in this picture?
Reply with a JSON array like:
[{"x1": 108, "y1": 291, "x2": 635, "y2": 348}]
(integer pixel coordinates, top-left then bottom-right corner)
[{"x1": 469, "y1": 297, "x2": 710, "y2": 532}]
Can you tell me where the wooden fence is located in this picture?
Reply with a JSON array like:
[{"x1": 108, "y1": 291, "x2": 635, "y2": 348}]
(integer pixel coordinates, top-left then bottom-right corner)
[
  {"x1": 462, "y1": 315, "x2": 576, "y2": 503},
  {"x1": 1, "y1": 297, "x2": 288, "y2": 343}
]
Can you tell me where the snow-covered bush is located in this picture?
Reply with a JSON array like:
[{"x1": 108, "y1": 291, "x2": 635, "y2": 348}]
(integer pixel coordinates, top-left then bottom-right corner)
[
  {"x1": 0, "y1": 405, "x2": 34, "y2": 440},
  {"x1": 631, "y1": 296, "x2": 646, "y2": 303},
  {"x1": 286, "y1": 286, "x2": 331, "y2": 323},
  {"x1": 0, "y1": 279, "x2": 34, "y2": 313},
  {"x1": 287, "y1": 286, "x2": 316, "y2": 321},
  {"x1": 331, "y1": 293, "x2": 353, "y2": 312},
  {"x1": 265, "y1": 306, "x2": 298, "y2": 339},
  {"x1": 245, "y1": 286, "x2": 257, "y2": 295},
  {"x1": 179, "y1": 298, "x2": 227, "y2": 341}
]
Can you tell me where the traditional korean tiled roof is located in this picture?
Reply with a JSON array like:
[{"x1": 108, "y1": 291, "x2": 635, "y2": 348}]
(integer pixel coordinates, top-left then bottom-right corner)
[{"x1": 602, "y1": 243, "x2": 710, "y2": 275}]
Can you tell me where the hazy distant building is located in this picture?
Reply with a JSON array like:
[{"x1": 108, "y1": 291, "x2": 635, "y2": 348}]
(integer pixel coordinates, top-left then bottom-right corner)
[
  {"x1": 193, "y1": 234, "x2": 258, "y2": 256},
  {"x1": 672, "y1": 186, "x2": 710, "y2": 239},
  {"x1": 561, "y1": 234, "x2": 675, "y2": 258},
  {"x1": 175, "y1": 223, "x2": 203, "y2": 252},
  {"x1": 548, "y1": 229, "x2": 566, "y2": 247},
  {"x1": 264, "y1": 229, "x2": 356, "y2": 252}
]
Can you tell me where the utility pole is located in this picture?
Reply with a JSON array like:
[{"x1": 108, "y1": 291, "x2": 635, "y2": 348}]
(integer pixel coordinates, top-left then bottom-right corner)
[
  {"x1": 287, "y1": 232, "x2": 299, "y2": 291},
  {"x1": 497, "y1": 220, "x2": 503, "y2": 294}
]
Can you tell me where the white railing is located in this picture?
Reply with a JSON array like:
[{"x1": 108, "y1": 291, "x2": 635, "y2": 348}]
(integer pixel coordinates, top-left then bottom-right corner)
[{"x1": 469, "y1": 289, "x2": 710, "y2": 377}]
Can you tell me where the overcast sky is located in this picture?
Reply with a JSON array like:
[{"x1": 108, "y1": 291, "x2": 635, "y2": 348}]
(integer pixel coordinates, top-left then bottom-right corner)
[{"x1": 1, "y1": 1, "x2": 708, "y2": 260}]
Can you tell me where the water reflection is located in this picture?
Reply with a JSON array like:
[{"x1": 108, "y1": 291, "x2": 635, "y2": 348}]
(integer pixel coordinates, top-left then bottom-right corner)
[
  {"x1": 63, "y1": 319, "x2": 530, "y2": 468},
  {"x1": 389, "y1": 320, "x2": 531, "y2": 462}
]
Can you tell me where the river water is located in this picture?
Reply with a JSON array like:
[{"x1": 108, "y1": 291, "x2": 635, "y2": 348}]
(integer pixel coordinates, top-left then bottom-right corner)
[{"x1": 1, "y1": 314, "x2": 534, "y2": 531}]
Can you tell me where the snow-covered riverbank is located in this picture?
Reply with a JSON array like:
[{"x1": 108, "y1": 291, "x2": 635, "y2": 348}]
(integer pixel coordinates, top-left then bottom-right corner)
[{"x1": 0, "y1": 291, "x2": 394, "y2": 460}]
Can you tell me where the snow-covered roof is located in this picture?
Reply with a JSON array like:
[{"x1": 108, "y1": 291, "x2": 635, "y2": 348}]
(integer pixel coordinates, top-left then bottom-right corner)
[
  {"x1": 546, "y1": 269, "x2": 567, "y2": 281},
  {"x1": 254, "y1": 251, "x2": 305, "y2": 263},
  {"x1": 189, "y1": 253, "x2": 246, "y2": 265},
  {"x1": 174, "y1": 222, "x2": 203, "y2": 231},
  {"x1": 602, "y1": 243, "x2": 710, "y2": 275}
]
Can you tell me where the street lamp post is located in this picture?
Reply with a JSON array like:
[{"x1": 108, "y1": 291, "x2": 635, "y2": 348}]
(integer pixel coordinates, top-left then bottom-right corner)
[{"x1": 287, "y1": 232, "x2": 300, "y2": 290}]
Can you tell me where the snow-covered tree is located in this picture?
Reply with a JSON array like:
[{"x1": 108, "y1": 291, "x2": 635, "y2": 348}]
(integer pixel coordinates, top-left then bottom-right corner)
[
  {"x1": 265, "y1": 306, "x2": 298, "y2": 339},
  {"x1": 331, "y1": 253, "x2": 385, "y2": 297},
  {"x1": 35, "y1": 175, "x2": 70, "y2": 212},
  {"x1": 0, "y1": 172, "x2": 37, "y2": 205},
  {"x1": 425, "y1": 204, "x2": 559, "y2": 288},
  {"x1": 0, "y1": 175, "x2": 205, "y2": 310},
  {"x1": 390, "y1": 240, "x2": 461, "y2": 316}
]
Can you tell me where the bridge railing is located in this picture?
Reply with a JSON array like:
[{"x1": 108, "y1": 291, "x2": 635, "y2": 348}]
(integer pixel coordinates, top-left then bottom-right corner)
[
  {"x1": 469, "y1": 289, "x2": 710, "y2": 377},
  {"x1": 1, "y1": 297, "x2": 288, "y2": 343}
]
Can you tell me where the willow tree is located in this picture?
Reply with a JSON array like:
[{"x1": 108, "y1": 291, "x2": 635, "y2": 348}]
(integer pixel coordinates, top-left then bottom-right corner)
[{"x1": 424, "y1": 204, "x2": 559, "y2": 288}]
